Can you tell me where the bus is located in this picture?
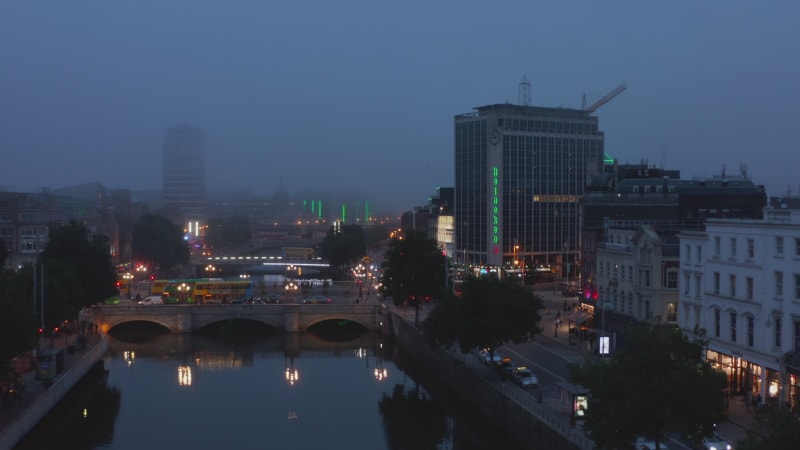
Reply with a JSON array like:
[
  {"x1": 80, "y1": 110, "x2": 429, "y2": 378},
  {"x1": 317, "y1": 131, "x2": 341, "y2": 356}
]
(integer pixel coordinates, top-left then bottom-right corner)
[{"x1": 161, "y1": 279, "x2": 253, "y2": 304}]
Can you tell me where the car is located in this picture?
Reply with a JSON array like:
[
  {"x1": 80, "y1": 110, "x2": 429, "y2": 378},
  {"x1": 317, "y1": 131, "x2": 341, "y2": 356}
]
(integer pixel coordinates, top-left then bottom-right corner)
[
  {"x1": 634, "y1": 436, "x2": 670, "y2": 450},
  {"x1": 138, "y1": 295, "x2": 163, "y2": 305},
  {"x1": 494, "y1": 357, "x2": 516, "y2": 378},
  {"x1": 303, "y1": 296, "x2": 331, "y2": 304},
  {"x1": 701, "y1": 432, "x2": 732, "y2": 450},
  {"x1": 264, "y1": 293, "x2": 282, "y2": 303},
  {"x1": 510, "y1": 366, "x2": 538, "y2": 388},
  {"x1": 477, "y1": 348, "x2": 502, "y2": 366}
]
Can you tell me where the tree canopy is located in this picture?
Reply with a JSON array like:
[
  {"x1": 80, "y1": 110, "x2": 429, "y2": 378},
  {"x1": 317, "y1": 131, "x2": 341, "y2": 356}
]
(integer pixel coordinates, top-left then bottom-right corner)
[
  {"x1": 39, "y1": 220, "x2": 118, "y2": 313},
  {"x1": 131, "y1": 214, "x2": 190, "y2": 275},
  {"x1": 204, "y1": 215, "x2": 252, "y2": 250},
  {"x1": 736, "y1": 407, "x2": 800, "y2": 450},
  {"x1": 379, "y1": 230, "x2": 447, "y2": 308},
  {"x1": 421, "y1": 276, "x2": 542, "y2": 357},
  {"x1": 568, "y1": 326, "x2": 728, "y2": 450},
  {"x1": 318, "y1": 223, "x2": 366, "y2": 270},
  {"x1": 0, "y1": 267, "x2": 36, "y2": 369}
]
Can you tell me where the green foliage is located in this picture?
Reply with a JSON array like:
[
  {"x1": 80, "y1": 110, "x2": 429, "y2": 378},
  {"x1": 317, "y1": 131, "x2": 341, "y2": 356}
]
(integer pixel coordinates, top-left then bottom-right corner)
[
  {"x1": 318, "y1": 224, "x2": 366, "y2": 268},
  {"x1": 0, "y1": 237, "x2": 8, "y2": 267},
  {"x1": 568, "y1": 326, "x2": 728, "y2": 450},
  {"x1": 131, "y1": 214, "x2": 190, "y2": 273},
  {"x1": 421, "y1": 276, "x2": 543, "y2": 355},
  {"x1": 380, "y1": 230, "x2": 446, "y2": 307},
  {"x1": 736, "y1": 407, "x2": 800, "y2": 450},
  {"x1": 0, "y1": 267, "x2": 37, "y2": 369},
  {"x1": 204, "y1": 215, "x2": 252, "y2": 250},
  {"x1": 378, "y1": 383, "x2": 448, "y2": 449},
  {"x1": 39, "y1": 220, "x2": 118, "y2": 311}
]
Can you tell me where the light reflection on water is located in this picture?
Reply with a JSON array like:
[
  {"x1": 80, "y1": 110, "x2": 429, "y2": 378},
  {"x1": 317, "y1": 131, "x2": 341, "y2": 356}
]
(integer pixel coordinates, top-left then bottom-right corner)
[{"x1": 15, "y1": 329, "x2": 562, "y2": 450}]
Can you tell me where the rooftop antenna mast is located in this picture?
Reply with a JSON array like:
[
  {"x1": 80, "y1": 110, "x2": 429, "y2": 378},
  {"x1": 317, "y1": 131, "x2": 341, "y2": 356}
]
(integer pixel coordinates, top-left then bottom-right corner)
[{"x1": 518, "y1": 75, "x2": 531, "y2": 106}]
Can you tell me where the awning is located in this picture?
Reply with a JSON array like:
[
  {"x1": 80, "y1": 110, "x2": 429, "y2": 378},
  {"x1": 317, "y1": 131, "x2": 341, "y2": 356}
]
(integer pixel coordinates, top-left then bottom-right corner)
[{"x1": 566, "y1": 311, "x2": 591, "y2": 324}]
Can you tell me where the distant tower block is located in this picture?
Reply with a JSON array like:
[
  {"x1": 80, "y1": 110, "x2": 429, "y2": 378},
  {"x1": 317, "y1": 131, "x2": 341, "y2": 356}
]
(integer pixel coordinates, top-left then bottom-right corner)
[{"x1": 518, "y1": 75, "x2": 531, "y2": 106}]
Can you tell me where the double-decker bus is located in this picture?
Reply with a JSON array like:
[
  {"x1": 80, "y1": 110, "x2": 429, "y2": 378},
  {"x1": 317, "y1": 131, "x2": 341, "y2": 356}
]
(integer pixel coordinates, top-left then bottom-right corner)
[{"x1": 160, "y1": 278, "x2": 253, "y2": 304}]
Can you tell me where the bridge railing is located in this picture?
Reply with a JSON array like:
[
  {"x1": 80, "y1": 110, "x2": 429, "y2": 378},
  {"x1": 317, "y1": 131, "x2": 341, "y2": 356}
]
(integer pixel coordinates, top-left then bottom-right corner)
[{"x1": 95, "y1": 304, "x2": 382, "y2": 314}]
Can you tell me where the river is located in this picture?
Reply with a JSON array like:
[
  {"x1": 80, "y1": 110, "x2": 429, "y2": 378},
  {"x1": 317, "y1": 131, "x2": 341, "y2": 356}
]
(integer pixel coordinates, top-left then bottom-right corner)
[{"x1": 13, "y1": 321, "x2": 575, "y2": 450}]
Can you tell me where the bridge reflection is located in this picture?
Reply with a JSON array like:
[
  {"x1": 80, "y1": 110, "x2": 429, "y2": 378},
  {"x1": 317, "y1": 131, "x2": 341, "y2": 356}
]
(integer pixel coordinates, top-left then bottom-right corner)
[{"x1": 106, "y1": 330, "x2": 384, "y2": 370}]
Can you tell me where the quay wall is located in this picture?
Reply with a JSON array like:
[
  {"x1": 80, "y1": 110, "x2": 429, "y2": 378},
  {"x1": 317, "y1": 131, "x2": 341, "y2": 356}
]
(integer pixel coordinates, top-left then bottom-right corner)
[
  {"x1": 385, "y1": 310, "x2": 594, "y2": 450},
  {"x1": 0, "y1": 337, "x2": 108, "y2": 450}
]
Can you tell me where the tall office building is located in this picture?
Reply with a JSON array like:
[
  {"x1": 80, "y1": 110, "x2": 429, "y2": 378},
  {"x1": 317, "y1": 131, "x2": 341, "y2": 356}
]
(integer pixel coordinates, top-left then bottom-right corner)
[
  {"x1": 163, "y1": 124, "x2": 206, "y2": 222},
  {"x1": 454, "y1": 103, "x2": 605, "y2": 275}
]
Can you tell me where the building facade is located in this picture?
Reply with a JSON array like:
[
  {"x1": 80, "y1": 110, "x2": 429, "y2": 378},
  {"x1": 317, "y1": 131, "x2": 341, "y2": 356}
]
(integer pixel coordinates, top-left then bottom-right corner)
[
  {"x1": 678, "y1": 197, "x2": 800, "y2": 411},
  {"x1": 454, "y1": 104, "x2": 605, "y2": 276},
  {"x1": 593, "y1": 225, "x2": 680, "y2": 335},
  {"x1": 163, "y1": 124, "x2": 206, "y2": 223}
]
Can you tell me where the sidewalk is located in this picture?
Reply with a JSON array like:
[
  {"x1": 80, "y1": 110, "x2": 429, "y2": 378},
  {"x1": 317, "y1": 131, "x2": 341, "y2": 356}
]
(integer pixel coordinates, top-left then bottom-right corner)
[
  {"x1": 533, "y1": 285, "x2": 757, "y2": 445},
  {"x1": 0, "y1": 331, "x2": 101, "y2": 432}
]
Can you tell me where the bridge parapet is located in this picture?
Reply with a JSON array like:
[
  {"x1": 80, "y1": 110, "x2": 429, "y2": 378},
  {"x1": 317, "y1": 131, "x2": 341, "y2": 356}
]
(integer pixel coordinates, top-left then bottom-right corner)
[{"x1": 92, "y1": 303, "x2": 385, "y2": 334}]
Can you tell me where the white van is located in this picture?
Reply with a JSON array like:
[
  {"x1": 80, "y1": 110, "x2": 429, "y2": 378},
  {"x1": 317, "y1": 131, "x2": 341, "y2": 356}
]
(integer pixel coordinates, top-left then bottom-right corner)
[{"x1": 138, "y1": 295, "x2": 163, "y2": 305}]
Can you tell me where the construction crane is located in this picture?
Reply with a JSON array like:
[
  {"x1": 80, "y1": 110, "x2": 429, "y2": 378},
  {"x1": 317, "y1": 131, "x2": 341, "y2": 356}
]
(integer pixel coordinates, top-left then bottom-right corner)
[{"x1": 582, "y1": 82, "x2": 627, "y2": 113}]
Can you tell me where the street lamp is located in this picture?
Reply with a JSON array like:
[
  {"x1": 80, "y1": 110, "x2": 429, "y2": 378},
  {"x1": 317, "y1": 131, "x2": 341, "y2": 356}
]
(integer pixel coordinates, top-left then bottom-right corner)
[
  {"x1": 122, "y1": 272, "x2": 134, "y2": 298},
  {"x1": 285, "y1": 281, "x2": 298, "y2": 303}
]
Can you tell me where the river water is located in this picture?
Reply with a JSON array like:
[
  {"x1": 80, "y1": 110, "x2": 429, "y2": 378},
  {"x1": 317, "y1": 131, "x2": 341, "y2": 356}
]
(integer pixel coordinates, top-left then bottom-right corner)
[{"x1": 14, "y1": 322, "x2": 573, "y2": 450}]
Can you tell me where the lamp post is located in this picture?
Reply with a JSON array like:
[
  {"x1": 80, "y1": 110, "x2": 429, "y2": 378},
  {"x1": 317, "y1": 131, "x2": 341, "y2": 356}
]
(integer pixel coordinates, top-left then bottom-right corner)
[{"x1": 123, "y1": 272, "x2": 134, "y2": 299}]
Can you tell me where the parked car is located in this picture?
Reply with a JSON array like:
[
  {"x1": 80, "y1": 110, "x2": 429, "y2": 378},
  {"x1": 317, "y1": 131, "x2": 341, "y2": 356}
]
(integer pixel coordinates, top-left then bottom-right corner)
[
  {"x1": 701, "y1": 432, "x2": 732, "y2": 450},
  {"x1": 494, "y1": 357, "x2": 516, "y2": 378},
  {"x1": 303, "y1": 296, "x2": 331, "y2": 304},
  {"x1": 477, "y1": 348, "x2": 502, "y2": 366},
  {"x1": 634, "y1": 436, "x2": 670, "y2": 450},
  {"x1": 510, "y1": 366, "x2": 538, "y2": 388}
]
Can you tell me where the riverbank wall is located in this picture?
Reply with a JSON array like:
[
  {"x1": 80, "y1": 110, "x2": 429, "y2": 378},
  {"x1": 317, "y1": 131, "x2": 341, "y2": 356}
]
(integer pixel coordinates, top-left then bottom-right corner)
[
  {"x1": 385, "y1": 309, "x2": 594, "y2": 450},
  {"x1": 0, "y1": 336, "x2": 108, "y2": 450}
]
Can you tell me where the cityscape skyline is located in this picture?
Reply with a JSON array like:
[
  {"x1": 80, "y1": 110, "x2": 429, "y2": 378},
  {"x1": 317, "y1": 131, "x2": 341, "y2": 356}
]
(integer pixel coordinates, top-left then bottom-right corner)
[{"x1": 2, "y1": 2, "x2": 798, "y2": 214}]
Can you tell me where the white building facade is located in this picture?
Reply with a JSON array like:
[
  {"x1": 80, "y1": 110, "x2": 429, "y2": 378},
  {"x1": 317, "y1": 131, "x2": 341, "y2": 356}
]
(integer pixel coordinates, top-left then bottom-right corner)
[
  {"x1": 595, "y1": 225, "x2": 680, "y2": 328},
  {"x1": 678, "y1": 204, "x2": 800, "y2": 411}
]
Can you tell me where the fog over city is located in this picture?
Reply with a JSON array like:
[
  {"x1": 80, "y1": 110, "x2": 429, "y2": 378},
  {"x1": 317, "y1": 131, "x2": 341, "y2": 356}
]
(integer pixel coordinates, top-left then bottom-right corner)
[{"x1": 1, "y1": 1, "x2": 798, "y2": 214}]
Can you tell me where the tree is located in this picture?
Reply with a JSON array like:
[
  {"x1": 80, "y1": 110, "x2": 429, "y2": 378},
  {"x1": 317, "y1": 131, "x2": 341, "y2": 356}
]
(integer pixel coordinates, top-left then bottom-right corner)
[
  {"x1": 204, "y1": 215, "x2": 252, "y2": 250},
  {"x1": 380, "y1": 230, "x2": 447, "y2": 325},
  {"x1": 0, "y1": 237, "x2": 8, "y2": 267},
  {"x1": 0, "y1": 267, "x2": 36, "y2": 370},
  {"x1": 568, "y1": 326, "x2": 728, "y2": 450},
  {"x1": 421, "y1": 276, "x2": 542, "y2": 364},
  {"x1": 318, "y1": 224, "x2": 366, "y2": 269},
  {"x1": 131, "y1": 214, "x2": 190, "y2": 275},
  {"x1": 736, "y1": 407, "x2": 800, "y2": 450},
  {"x1": 39, "y1": 220, "x2": 118, "y2": 311}
]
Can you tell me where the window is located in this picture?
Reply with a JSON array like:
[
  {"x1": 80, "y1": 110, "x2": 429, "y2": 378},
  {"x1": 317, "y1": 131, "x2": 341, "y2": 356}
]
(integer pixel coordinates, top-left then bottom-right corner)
[
  {"x1": 695, "y1": 274, "x2": 702, "y2": 297},
  {"x1": 697, "y1": 245, "x2": 702, "y2": 263},
  {"x1": 775, "y1": 271, "x2": 784, "y2": 297},
  {"x1": 730, "y1": 238, "x2": 737, "y2": 259},
  {"x1": 667, "y1": 270, "x2": 678, "y2": 289},
  {"x1": 747, "y1": 239, "x2": 755, "y2": 260},
  {"x1": 730, "y1": 275, "x2": 737, "y2": 297},
  {"x1": 645, "y1": 300, "x2": 652, "y2": 320},
  {"x1": 730, "y1": 312, "x2": 737, "y2": 342},
  {"x1": 795, "y1": 321, "x2": 800, "y2": 353},
  {"x1": 796, "y1": 274, "x2": 800, "y2": 301},
  {"x1": 621, "y1": 264, "x2": 626, "y2": 281},
  {"x1": 747, "y1": 317, "x2": 754, "y2": 347},
  {"x1": 684, "y1": 273, "x2": 691, "y2": 295},
  {"x1": 714, "y1": 272, "x2": 720, "y2": 294},
  {"x1": 714, "y1": 309, "x2": 721, "y2": 338},
  {"x1": 685, "y1": 244, "x2": 691, "y2": 263},
  {"x1": 628, "y1": 266, "x2": 633, "y2": 280},
  {"x1": 714, "y1": 237, "x2": 721, "y2": 257},
  {"x1": 796, "y1": 238, "x2": 800, "y2": 256},
  {"x1": 776, "y1": 236, "x2": 783, "y2": 255},
  {"x1": 775, "y1": 317, "x2": 782, "y2": 348},
  {"x1": 641, "y1": 270, "x2": 651, "y2": 288},
  {"x1": 746, "y1": 277, "x2": 754, "y2": 300}
]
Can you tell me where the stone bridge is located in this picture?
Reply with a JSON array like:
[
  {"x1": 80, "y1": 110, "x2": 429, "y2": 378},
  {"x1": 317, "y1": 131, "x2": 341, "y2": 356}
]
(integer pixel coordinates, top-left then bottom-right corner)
[{"x1": 91, "y1": 303, "x2": 386, "y2": 334}]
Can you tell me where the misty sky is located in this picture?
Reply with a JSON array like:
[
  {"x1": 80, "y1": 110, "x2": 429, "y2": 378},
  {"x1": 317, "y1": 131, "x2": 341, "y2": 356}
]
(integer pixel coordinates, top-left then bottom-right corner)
[{"x1": 2, "y1": 1, "x2": 798, "y2": 214}]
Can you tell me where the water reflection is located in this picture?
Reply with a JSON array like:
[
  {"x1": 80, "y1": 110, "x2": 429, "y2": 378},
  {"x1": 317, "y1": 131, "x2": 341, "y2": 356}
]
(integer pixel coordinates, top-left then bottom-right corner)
[{"x1": 15, "y1": 328, "x2": 539, "y2": 450}]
